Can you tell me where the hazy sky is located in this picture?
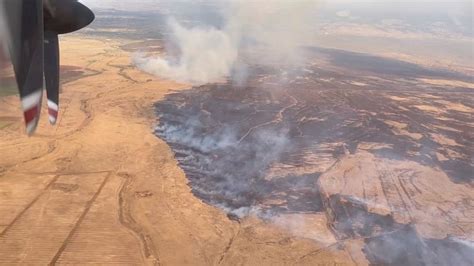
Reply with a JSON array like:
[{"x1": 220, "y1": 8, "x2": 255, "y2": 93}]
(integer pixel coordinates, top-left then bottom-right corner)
[
  {"x1": 80, "y1": 0, "x2": 472, "y2": 24},
  {"x1": 80, "y1": 0, "x2": 472, "y2": 10},
  {"x1": 81, "y1": 0, "x2": 472, "y2": 36}
]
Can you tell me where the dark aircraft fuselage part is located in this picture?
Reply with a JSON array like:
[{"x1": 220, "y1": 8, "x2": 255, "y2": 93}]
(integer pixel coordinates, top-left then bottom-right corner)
[{"x1": 44, "y1": 0, "x2": 95, "y2": 34}]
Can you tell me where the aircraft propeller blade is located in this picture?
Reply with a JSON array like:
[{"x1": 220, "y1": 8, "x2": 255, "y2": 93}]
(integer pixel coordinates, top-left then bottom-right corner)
[
  {"x1": 44, "y1": 30, "x2": 60, "y2": 125},
  {"x1": 6, "y1": 0, "x2": 44, "y2": 135}
]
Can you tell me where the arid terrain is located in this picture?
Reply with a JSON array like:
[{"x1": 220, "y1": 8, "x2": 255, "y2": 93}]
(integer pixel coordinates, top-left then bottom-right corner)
[
  {"x1": 0, "y1": 36, "x2": 370, "y2": 265},
  {"x1": 1, "y1": 3, "x2": 473, "y2": 265}
]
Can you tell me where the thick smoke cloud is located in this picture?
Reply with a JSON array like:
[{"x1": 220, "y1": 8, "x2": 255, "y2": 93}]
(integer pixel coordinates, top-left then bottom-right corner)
[
  {"x1": 133, "y1": 19, "x2": 238, "y2": 85},
  {"x1": 133, "y1": 0, "x2": 319, "y2": 85}
]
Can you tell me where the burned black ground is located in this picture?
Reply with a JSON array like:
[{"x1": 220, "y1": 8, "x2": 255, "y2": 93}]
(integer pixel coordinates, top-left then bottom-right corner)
[{"x1": 154, "y1": 48, "x2": 474, "y2": 265}]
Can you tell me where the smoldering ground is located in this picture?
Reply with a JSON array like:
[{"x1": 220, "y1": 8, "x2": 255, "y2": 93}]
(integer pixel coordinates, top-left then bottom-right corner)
[
  {"x1": 131, "y1": 0, "x2": 474, "y2": 264},
  {"x1": 153, "y1": 61, "x2": 474, "y2": 264}
]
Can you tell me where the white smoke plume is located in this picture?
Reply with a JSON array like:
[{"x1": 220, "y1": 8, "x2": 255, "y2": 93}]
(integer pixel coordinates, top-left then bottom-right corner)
[
  {"x1": 133, "y1": 0, "x2": 319, "y2": 85},
  {"x1": 133, "y1": 19, "x2": 238, "y2": 85}
]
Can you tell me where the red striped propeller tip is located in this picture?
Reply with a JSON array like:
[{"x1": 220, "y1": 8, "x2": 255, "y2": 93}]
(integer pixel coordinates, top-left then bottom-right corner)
[
  {"x1": 21, "y1": 91, "x2": 42, "y2": 135},
  {"x1": 23, "y1": 106, "x2": 40, "y2": 135},
  {"x1": 48, "y1": 100, "x2": 59, "y2": 125}
]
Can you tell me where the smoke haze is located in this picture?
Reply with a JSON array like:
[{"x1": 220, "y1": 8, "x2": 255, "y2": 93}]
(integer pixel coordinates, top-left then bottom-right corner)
[
  {"x1": 133, "y1": 18, "x2": 238, "y2": 84},
  {"x1": 133, "y1": 0, "x2": 319, "y2": 85}
]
